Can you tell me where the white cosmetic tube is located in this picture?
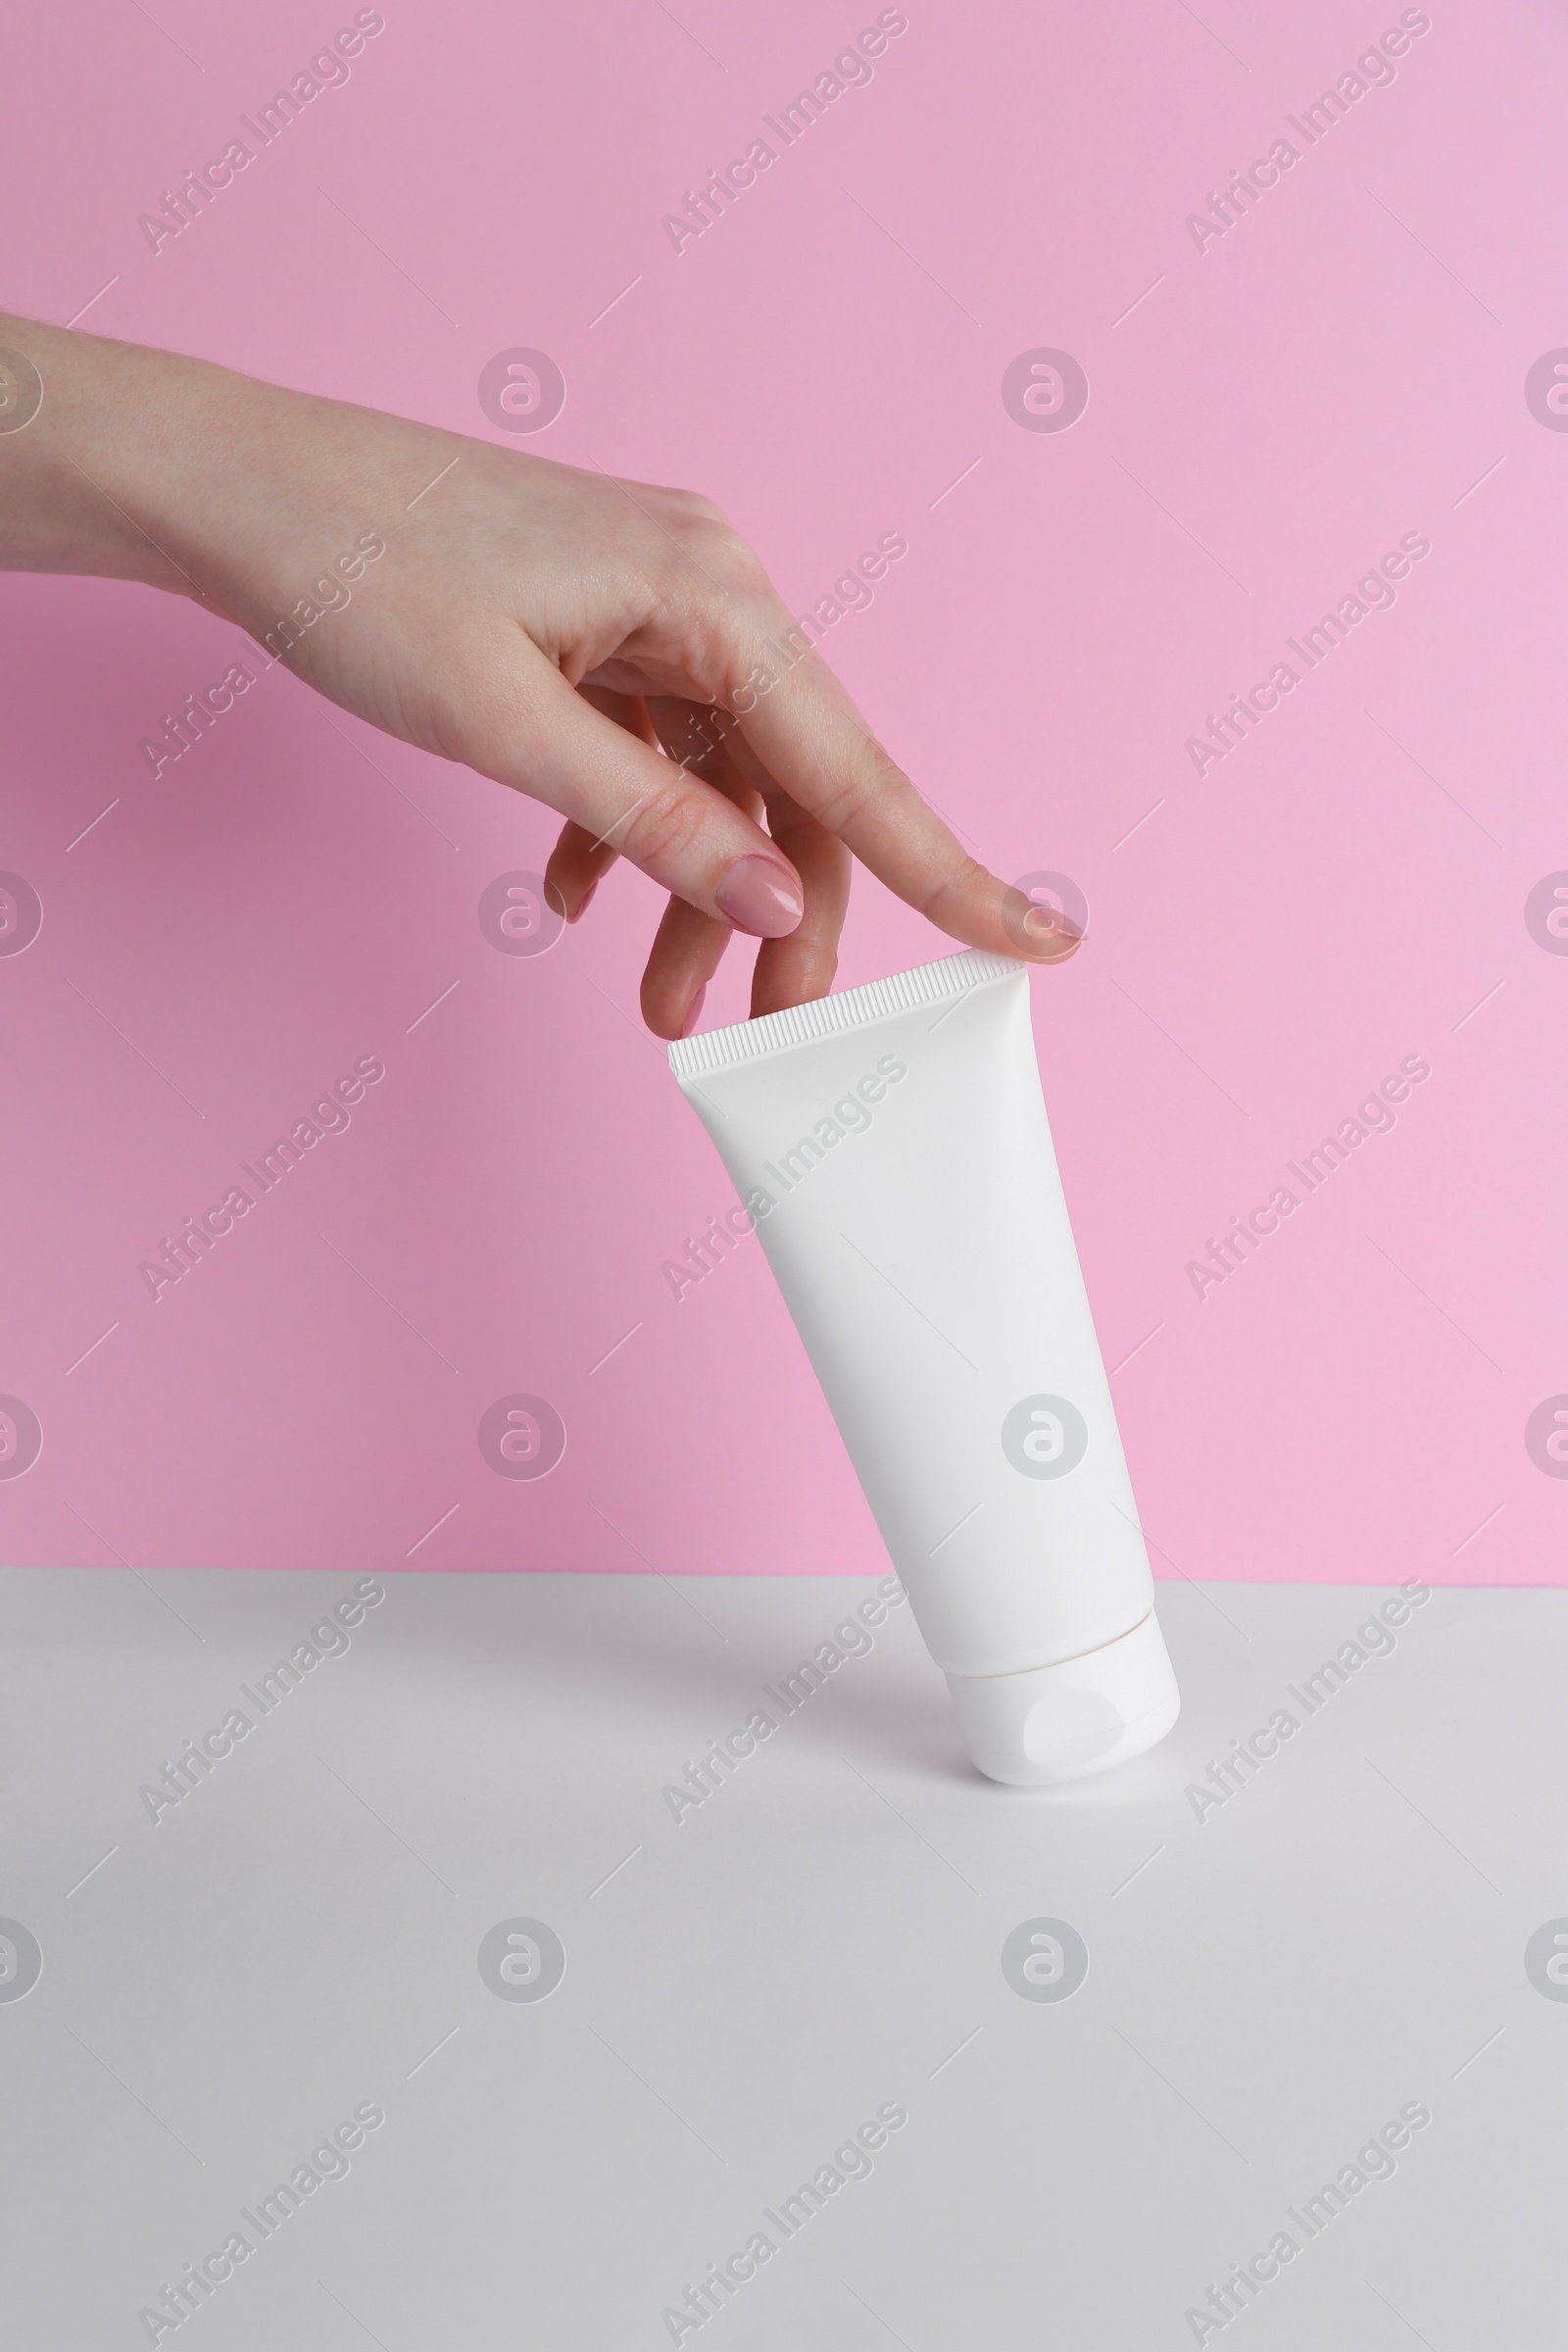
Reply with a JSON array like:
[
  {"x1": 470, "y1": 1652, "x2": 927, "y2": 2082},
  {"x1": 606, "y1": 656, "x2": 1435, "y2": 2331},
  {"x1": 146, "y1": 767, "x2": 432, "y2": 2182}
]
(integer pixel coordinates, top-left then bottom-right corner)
[{"x1": 668, "y1": 948, "x2": 1179, "y2": 1786}]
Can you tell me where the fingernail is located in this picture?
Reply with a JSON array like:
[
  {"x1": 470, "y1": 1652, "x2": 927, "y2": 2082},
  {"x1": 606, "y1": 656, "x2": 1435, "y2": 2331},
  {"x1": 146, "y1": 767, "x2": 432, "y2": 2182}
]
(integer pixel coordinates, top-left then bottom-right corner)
[
  {"x1": 567, "y1": 879, "x2": 598, "y2": 924},
  {"x1": 681, "y1": 983, "x2": 707, "y2": 1038},
  {"x1": 1022, "y1": 903, "x2": 1084, "y2": 950},
  {"x1": 714, "y1": 856, "x2": 805, "y2": 938}
]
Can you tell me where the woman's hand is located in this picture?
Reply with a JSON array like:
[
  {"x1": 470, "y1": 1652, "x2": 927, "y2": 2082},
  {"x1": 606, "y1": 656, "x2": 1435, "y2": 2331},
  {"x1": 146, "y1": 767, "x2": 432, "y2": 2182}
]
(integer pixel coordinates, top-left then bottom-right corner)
[{"x1": 0, "y1": 316, "x2": 1081, "y2": 1036}]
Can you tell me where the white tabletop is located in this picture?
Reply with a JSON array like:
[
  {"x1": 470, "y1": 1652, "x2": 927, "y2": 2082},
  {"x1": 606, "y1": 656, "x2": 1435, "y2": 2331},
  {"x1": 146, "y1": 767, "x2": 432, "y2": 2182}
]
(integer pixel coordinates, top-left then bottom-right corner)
[{"x1": 1, "y1": 1567, "x2": 1559, "y2": 2349}]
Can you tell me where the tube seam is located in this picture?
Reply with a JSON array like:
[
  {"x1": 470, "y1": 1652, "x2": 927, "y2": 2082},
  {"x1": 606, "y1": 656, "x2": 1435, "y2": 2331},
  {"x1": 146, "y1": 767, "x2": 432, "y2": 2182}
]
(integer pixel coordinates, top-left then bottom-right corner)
[{"x1": 666, "y1": 949, "x2": 1022, "y2": 1077}]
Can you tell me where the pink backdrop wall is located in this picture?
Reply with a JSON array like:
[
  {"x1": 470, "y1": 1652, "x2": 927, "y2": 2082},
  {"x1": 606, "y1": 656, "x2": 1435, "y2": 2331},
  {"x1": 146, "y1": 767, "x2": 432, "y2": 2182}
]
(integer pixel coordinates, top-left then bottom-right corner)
[{"x1": 1, "y1": 0, "x2": 1563, "y2": 1584}]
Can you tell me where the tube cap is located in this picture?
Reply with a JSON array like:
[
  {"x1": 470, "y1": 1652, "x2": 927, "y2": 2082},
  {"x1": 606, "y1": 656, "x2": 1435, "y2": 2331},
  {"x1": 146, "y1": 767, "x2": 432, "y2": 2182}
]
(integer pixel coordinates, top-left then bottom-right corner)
[{"x1": 946, "y1": 1612, "x2": 1180, "y2": 1787}]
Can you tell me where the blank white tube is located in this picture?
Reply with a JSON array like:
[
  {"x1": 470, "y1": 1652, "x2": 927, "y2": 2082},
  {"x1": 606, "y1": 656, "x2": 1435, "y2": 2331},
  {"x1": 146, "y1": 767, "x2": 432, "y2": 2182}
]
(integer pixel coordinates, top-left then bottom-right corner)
[{"x1": 668, "y1": 949, "x2": 1179, "y2": 1786}]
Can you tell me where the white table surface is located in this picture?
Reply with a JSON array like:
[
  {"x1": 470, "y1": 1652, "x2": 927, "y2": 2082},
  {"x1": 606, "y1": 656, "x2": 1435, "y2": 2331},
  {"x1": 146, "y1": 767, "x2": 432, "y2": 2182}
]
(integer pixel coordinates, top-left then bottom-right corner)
[{"x1": 1, "y1": 1567, "x2": 1561, "y2": 2350}]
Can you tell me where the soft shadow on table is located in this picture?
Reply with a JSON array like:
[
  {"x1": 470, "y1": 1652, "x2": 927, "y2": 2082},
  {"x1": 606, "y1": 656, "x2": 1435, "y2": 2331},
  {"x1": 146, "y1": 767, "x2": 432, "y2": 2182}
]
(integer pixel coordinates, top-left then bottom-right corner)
[{"x1": 1, "y1": 1565, "x2": 1310, "y2": 1802}]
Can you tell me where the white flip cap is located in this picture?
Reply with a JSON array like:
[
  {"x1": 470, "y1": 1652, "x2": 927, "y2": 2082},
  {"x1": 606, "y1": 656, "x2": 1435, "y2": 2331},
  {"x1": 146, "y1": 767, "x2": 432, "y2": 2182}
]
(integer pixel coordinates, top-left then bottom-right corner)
[{"x1": 946, "y1": 1611, "x2": 1180, "y2": 1787}]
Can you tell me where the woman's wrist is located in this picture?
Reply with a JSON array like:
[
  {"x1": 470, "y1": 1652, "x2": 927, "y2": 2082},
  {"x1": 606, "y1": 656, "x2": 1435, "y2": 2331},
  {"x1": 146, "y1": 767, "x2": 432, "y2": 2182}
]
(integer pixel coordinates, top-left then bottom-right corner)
[
  {"x1": 0, "y1": 315, "x2": 347, "y2": 632},
  {"x1": 0, "y1": 316, "x2": 203, "y2": 592}
]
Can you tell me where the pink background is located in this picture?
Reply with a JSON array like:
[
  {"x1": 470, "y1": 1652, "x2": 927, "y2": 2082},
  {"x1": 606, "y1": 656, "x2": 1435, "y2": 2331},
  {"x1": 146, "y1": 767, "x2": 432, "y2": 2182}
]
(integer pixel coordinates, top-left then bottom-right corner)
[{"x1": 1, "y1": 0, "x2": 1563, "y2": 1584}]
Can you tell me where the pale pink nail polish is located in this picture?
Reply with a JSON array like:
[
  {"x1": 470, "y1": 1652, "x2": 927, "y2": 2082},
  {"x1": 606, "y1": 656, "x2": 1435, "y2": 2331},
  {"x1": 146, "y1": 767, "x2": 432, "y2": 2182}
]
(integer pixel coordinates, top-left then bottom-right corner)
[
  {"x1": 714, "y1": 856, "x2": 805, "y2": 938},
  {"x1": 681, "y1": 983, "x2": 707, "y2": 1038}
]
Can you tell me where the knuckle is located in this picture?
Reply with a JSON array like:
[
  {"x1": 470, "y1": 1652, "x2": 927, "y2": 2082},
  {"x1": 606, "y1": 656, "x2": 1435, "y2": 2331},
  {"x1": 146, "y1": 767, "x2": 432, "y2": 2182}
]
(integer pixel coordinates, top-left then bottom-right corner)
[
  {"x1": 684, "y1": 517, "x2": 768, "y2": 593},
  {"x1": 814, "y1": 738, "x2": 914, "y2": 838},
  {"x1": 619, "y1": 777, "x2": 708, "y2": 872},
  {"x1": 918, "y1": 851, "x2": 989, "y2": 924},
  {"x1": 675, "y1": 489, "x2": 729, "y2": 525},
  {"x1": 644, "y1": 481, "x2": 730, "y2": 527}
]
